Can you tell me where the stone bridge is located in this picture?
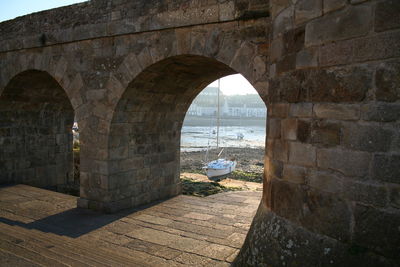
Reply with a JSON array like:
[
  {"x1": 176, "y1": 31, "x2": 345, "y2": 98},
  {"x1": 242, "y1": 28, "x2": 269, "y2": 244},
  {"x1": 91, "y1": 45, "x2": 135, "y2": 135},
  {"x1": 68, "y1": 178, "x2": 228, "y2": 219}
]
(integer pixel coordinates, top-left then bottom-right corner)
[{"x1": 0, "y1": 0, "x2": 399, "y2": 265}]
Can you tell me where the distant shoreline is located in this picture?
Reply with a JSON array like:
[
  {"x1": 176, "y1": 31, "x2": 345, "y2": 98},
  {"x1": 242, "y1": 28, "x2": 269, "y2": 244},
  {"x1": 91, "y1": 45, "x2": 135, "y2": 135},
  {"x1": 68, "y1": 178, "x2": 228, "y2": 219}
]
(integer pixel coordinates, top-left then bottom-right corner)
[{"x1": 183, "y1": 116, "x2": 267, "y2": 127}]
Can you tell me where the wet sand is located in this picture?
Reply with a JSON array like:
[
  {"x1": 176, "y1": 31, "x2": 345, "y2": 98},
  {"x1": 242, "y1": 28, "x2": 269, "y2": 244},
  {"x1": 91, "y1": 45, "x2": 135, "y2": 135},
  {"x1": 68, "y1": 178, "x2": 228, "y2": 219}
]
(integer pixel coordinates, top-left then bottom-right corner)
[{"x1": 180, "y1": 147, "x2": 265, "y2": 174}]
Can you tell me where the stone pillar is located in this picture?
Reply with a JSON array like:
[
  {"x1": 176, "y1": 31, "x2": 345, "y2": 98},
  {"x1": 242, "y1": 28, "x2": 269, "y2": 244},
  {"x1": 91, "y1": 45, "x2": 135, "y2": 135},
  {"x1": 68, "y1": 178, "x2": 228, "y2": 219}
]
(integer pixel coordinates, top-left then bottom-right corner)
[{"x1": 236, "y1": 0, "x2": 400, "y2": 265}]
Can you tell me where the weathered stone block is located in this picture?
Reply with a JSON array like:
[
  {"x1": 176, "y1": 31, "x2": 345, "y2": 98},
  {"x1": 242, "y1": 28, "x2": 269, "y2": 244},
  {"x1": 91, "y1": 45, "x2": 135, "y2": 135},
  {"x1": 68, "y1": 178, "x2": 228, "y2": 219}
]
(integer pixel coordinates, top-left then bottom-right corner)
[
  {"x1": 311, "y1": 121, "x2": 341, "y2": 147},
  {"x1": 317, "y1": 148, "x2": 371, "y2": 178},
  {"x1": 267, "y1": 178, "x2": 353, "y2": 243},
  {"x1": 269, "y1": 103, "x2": 289, "y2": 118},
  {"x1": 270, "y1": 0, "x2": 292, "y2": 19},
  {"x1": 289, "y1": 142, "x2": 316, "y2": 167},
  {"x1": 307, "y1": 67, "x2": 372, "y2": 103},
  {"x1": 270, "y1": 36, "x2": 284, "y2": 62},
  {"x1": 109, "y1": 146, "x2": 128, "y2": 160},
  {"x1": 230, "y1": 42, "x2": 256, "y2": 75},
  {"x1": 269, "y1": 71, "x2": 309, "y2": 103},
  {"x1": 371, "y1": 154, "x2": 400, "y2": 183},
  {"x1": 282, "y1": 164, "x2": 307, "y2": 184},
  {"x1": 289, "y1": 103, "x2": 313, "y2": 117},
  {"x1": 281, "y1": 118, "x2": 297, "y2": 140},
  {"x1": 361, "y1": 103, "x2": 400, "y2": 122},
  {"x1": 308, "y1": 170, "x2": 343, "y2": 193},
  {"x1": 314, "y1": 104, "x2": 360, "y2": 120},
  {"x1": 342, "y1": 123, "x2": 394, "y2": 152},
  {"x1": 273, "y1": 6, "x2": 294, "y2": 38},
  {"x1": 296, "y1": 48, "x2": 318, "y2": 69},
  {"x1": 375, "y1": 61, "x2": 400, "y2": 102},
  {"x1": 300, "y1": 189, "x2": 352, "y2": 242},
  {"x1": 297, "y1": 119, "x2": 311, "y2": 143},
  {"x1": 305, "y1": 5, "x2": 372, "y2": 46},
  {"x1": 389, "y1": 185, "x2": 400, "y2": 209},
  {"x1": 375, "y1": 0, "x2": 400, "y2": 32},
  {"x1": 267, "y1": 159, "x2": 284, "y2": 179},
  {"x1": 354, "y1": 204, "x2": 400, "y2": 259},
  {"x1": 342, "y1": 180, "x2": 388, "y2": 207},
  {"x1": 219, "y1": 1, "x2": 235, "y2": 21},
  {"x1": 276, "y1": 53, "x2": 296, "y2": 74},
  {"x1": 319, "y1": 38, "x2": 353, "y2": 67},
  {"x1": 353, "y1": 32, "x2": 400, "y2": 63},
  {"x1": 323, "y1": 0, "x2": 347, "y2": 14},
  {"x1": 267, "y1": 118, "x2": 281, "y2": 139},
  {"x1": 175, "y1": 28, "x2": 191, "y2": 55},
  {"x1": 270, "y1": 178, "x2": 304, "y2": 222},
  {"x1": 271, "y1": 139, "x2": 289, "y2": 162},
  {"x1": 283, "y1": 26, "x2": 305, "y2": 54},
  {"x1": 295, "y1": 0, "x2": 322, "y2": 25}
]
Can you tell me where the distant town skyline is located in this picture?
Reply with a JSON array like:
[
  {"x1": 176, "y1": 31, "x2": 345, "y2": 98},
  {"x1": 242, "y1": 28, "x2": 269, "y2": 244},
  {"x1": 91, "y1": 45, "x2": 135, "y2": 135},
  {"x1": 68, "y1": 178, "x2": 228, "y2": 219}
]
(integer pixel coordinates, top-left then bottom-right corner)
[{"x1": 1, "y1": 1, "x2": 259, "y2": 96}]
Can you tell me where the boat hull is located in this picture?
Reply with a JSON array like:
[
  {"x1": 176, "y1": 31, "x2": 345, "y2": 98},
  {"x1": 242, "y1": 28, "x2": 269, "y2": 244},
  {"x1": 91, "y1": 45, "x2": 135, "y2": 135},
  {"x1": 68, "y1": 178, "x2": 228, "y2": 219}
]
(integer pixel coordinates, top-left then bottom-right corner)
[{"x1": 203, "y1": 159, "x2": 237, "y2": 178}]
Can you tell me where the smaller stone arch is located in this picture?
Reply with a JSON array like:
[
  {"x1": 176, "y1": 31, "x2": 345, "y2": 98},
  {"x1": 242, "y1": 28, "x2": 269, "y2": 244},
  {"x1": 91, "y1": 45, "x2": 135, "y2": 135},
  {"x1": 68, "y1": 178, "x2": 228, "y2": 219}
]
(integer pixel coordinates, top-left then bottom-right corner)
[{"x1": 0, "y1": 69, "x2": 75, "y2": 189}]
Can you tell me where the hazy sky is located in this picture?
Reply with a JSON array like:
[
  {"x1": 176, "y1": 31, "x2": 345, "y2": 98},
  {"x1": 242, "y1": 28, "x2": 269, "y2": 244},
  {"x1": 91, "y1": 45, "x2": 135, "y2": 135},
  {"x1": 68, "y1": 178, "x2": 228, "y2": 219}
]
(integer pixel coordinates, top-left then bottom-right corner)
[
  {"x1": 0, "y1": 1, "x2": 258, "y2": 96},
  {"x1": 208, "y1": 74, "x2": 257, "y2": 95},
  {"x1": 0, "y1": 0, "x2": 87, "y2": 22}
]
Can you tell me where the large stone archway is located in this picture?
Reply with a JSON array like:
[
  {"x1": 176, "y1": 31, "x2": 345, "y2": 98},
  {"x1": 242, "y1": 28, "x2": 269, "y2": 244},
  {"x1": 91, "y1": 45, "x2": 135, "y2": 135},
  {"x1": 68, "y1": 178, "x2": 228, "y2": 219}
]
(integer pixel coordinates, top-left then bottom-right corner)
[
  {"x1": 0, "y1": 70, "x2": 75, "y2": 188},
  {"x1": 104, "y1": 55, "x2": 256, "y2": 210}
]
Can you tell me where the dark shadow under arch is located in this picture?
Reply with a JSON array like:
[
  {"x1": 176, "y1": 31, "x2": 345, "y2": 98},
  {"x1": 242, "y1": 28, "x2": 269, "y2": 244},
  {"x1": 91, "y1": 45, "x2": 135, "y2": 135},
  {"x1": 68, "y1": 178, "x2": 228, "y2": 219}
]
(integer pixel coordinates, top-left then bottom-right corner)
[{"x1": 0, "y1": 70, "x2": 75, "y2": 189}]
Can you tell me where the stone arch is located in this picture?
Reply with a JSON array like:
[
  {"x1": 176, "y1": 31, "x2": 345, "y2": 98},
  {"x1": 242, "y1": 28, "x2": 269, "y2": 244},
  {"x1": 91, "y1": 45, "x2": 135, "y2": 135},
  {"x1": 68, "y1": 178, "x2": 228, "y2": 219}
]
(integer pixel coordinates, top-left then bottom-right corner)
[
  {"x1": 0, "y1": 69, "x2": 75, "y2": 189},
  {"x1": 100, "y1": 54, "x2": 266, "y2": 211},
  {"x1": 0, "y1": 53, "x2": 84, "y2": 112}
]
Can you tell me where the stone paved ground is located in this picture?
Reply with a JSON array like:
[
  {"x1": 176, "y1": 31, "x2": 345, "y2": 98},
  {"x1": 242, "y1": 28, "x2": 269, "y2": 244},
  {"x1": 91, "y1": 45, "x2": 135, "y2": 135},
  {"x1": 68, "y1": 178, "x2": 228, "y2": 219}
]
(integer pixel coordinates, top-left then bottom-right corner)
[{"x1": 0, "y1": 184, "x2": 261, "y2": 266}]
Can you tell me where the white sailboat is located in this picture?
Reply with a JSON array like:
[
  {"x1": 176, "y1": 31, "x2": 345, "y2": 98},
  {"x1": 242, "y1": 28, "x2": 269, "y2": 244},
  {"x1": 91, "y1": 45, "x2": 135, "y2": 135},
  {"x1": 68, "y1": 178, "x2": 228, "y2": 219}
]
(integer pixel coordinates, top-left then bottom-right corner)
[{"x1": 203, "y1": 79, "x2": 237, "y2": 178}]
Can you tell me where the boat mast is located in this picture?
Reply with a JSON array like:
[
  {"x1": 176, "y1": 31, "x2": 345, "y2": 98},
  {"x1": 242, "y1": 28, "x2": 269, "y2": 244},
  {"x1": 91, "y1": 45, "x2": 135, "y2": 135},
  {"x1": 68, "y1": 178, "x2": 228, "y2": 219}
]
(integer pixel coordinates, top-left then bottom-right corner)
[{"x1": 217, "y1": 79, "x2": 220, "y2": 148}]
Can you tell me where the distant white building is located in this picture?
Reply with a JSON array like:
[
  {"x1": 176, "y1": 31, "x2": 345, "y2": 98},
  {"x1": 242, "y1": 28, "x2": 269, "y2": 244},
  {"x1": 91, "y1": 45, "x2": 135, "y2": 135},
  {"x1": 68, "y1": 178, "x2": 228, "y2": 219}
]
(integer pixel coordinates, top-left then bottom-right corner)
[{"x1": 187, "y1": 86, "x2": 266, "y2": 118}]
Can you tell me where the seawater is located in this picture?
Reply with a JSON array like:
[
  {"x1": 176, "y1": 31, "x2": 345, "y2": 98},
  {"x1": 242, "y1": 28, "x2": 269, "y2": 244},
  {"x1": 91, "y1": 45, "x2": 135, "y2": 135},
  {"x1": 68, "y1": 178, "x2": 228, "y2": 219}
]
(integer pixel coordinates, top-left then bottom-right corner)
[{"x1": 181, "y1": 126, "x2": 266, "y2": 152}]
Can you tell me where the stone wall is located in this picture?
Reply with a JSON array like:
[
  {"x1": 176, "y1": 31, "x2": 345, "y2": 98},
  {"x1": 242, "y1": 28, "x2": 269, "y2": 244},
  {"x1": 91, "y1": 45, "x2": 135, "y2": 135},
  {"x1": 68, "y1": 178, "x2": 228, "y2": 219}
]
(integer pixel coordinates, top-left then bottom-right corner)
[
  {"x1": 0, "y1": 0, "x2": 399, "y2": 265},
  {"x1": 75, "y1": 17, "x2": 270, "y2": 212},
  {"x1": 236, "y1": 0, "x2": 400, "y2": 266},
  {"x1": 0, "y1": 0, "x2": 268, "y2": 52},
  {"x1": 0, "y1": 1, "x2": 270, "y2": 213},
  {"x1": 0, "y1": 70, "x2": 74, "y2": 188}
]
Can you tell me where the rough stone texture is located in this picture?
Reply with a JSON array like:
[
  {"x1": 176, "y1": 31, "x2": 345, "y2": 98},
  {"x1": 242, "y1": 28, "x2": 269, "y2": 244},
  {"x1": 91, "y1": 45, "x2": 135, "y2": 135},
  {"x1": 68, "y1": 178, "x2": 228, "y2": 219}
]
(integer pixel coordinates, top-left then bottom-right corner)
[
  {"x1": 273, "y1": 6, "x2": 294, "y2": 38},
  {"x1": 294, "y1": 0, "x2": 322, "y2": 25},
  {"x1": 353, "y1": 204, "x2": 400, "y2": 259},
  {"x1": 317, "y1": 148, "x2": 371, "y2": 178},
  {"x1": 323, "y1": 0, "x2": 347, "y2": 14},
  {"x1": 375, "y1": 0, "x2": 400, "y2": 32},
  {"x1": 371, "y1": 154, "x2": 400, "y2": 184},
  {"x1": 311, "y1": 120, "x2": 341, "y2": 147},
  {"x1": 314, "y1": 103, "x2": 360, "y2": 120},
  {"x1": 1, "y1": 0, "x2": 400, "y2": 266},
  {"x1": 305, "y1": 5, "x2": 372, "y2": 46},
  {"x1": 342, "y1": 123, "x2": 394, "y2": 152},
  {"x1": 0, "y1": 70, "x2": 74, "y2": 188},
  {"x1": 295, "y1": 48, "x2": 318, "y2": 68},
  {"x1": 289, "y1": 142, "x2": 316, "y2": 167},
  {"x1": 282, "y1": 164, "x2": 307, "y2": 184},
  {"x1": 361, "y1": 103, "x2": 400, "y2": 122},
  {"x1": 375, "y1": 61, "x2": 400, "y2": 102},
  {"x1": 240, "y1": 0, "x2": 400, "y2": 265},
  {"x1": 0, "y1": 2, "x2": 270, "y2": 213},
  {"x1": 289, "y1": 103, "x2": 313, "y2": 117},
  {"x1": 235, "y1": 203, "x2": 398, "y2": 267}
]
